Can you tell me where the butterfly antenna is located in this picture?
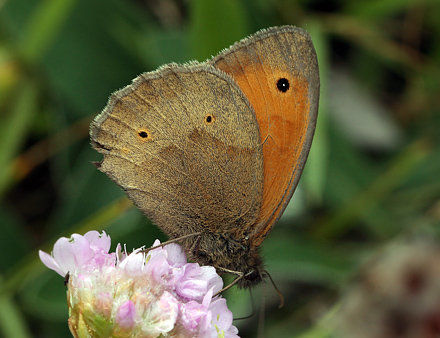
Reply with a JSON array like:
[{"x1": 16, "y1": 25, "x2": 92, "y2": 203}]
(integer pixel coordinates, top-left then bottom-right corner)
[
  {"x1": 257, "y1": 281, "x2": 266, "y2": 338},
  {"x1": 141, "y1": 233, "x2": 201, "y2": 253},
  {"x1": 263, "y1": 270, "x2": 284, "y2": 308}
]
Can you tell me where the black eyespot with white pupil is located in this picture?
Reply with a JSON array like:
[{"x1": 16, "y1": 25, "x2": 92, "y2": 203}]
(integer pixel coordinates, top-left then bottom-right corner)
[{"x1": 277, "y1": 78, "x2": 290, "y2": 93}]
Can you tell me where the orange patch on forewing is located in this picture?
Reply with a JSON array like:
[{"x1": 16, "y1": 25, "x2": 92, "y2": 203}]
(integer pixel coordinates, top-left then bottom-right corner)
[{"x1": 215, "y1": 54, "x2": 311, "y2": 246}]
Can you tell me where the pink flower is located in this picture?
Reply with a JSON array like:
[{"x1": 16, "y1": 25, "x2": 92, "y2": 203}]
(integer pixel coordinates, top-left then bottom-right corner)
[
  {"x1": 40, "y1": 231, "x2": 240, "y2": 338},
  {"x1": 38, "y1": 230, "x2": 112, "y2": 277},
  {"x1": 198, "y1": 288, "x2": 238, "y2": 338},
  {"x1": 177, "y1": 263, "x2": 222, "y2": 301},
  {"x1": 180, "y1": 300, "x2": 207, "y2": 332},
  {"x1": 116, "y1": 300, "x2": 137, "y2": 330}
]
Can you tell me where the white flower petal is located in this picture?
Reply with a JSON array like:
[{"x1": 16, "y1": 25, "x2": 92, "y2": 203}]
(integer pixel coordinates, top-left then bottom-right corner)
[
  {"x1": 39, "y1": 250, "x2": 65, "y2": 276},
  {"x1": 53, "y1": 234, "x2": 94, "y2": 274},
  {"x1": 84, "y1": 230, "x2": 111, "y2": 252},
  {"x1": 145, "y1": 291, "x2": 179, "y2": 334},
  {"x1": 119, "y1": 250, "x2": 146, "y2": 276}
]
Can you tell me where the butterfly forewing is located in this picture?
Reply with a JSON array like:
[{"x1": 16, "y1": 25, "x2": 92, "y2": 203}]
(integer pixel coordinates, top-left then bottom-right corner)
[{"x1": 210, "y1": 26, "x2": 319, "y2": 246}]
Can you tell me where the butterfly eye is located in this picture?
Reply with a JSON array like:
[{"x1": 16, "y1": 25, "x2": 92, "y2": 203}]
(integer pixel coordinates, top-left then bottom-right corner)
[
  {"x1": 204, "y1": 114, "x2": 215, "y2": 125},
  {"x1": 137, "y1": 128, "x2": 152, "y2": 141},
  {"x1": 276, "y1": 78, "x2": 290, "y2": 93}
]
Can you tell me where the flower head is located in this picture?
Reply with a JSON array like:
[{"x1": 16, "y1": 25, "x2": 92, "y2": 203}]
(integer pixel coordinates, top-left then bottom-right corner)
[
  {"x1": 39, "y1": 231, "x2": 239, "y2": 338},
  {"x1": 336, "y1": 240, "x2": 440, "y2": 338}
]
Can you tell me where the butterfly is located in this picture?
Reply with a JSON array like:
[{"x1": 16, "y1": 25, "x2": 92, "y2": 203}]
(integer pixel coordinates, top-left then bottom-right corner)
[{"x1": 90, "y1": 25, "x2": 319, "y2": 288}]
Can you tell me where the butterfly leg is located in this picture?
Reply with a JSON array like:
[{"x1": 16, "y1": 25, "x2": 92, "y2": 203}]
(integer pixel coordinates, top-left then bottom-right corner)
[
  {"x1": 213, "y1": 267, "x2": 245, "y2": 296},
  {"x1": 140, "y1": 232, "x2": 201, "y2": 254}
]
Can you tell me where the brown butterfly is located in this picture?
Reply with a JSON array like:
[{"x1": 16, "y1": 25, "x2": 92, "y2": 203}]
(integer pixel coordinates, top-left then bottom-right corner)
[{"x1": 90, "y1": 25, "x2": 319, "y2": 289}]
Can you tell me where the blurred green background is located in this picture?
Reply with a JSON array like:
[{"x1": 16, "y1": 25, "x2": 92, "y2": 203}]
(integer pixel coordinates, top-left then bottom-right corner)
[{"x1": 0, "y1": 0, "x2": 439, "y2": 337}]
